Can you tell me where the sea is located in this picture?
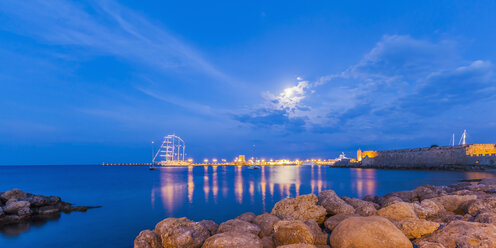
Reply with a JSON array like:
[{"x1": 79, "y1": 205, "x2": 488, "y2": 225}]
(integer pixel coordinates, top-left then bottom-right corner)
[{"x1": 0, "y1": 165, "x2": 494, "y2": 248}]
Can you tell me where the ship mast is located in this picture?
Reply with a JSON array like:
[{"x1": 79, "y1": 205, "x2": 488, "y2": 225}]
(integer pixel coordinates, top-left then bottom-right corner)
[{"x1": 458, "y1": 130, "x2": 467, "y2": 145}]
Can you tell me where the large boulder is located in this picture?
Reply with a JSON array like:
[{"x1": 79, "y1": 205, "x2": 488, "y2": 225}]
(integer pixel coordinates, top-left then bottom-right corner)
[
  {"x1": 1, "y1": 189, "x2": 27, "y2": 201},
  {"x1": 377, "y1": 202, "x2": 417, "y2": 221},
  {"x1": 304, "y1": 220, "x2": 328, "y2": 245},
  {"x1": 414, "y1": 241, "x2": 446, "y2": 248},
  {"x1": 217, "y1": 219, "x2": 261, "y2": 237},
  {"x1": 17, "y1": 207, "x2": 31, "y2": 217},
  {"x1": 48, "y1": 196, "x2": 62, "y2": 205},
  {"x1": 317, "y1": 190, "x2": 355, "y2": 216},
  {"x1": 236, "y1": 212, "x2": 256, "y2": 222},
  {"x1": 272, "y1": 194, "x2": 326, "y2": 224},
  {"x1": 27, "y1": 195, "x2": 49, "y2": 207},
  {"x1": 199, "y1": 220, "x2": 218, "y2": 235},
  {"x1": 429, "y1": 195, "x2": 477, "y2": 214},
  {"x1": 377, "y1": 196, "x2": 404, "y2": 208},
  {"x1": 385, "y1": 190, "x2": 416, "y2": 202},
  {"x1": 330, "y1": 216, "x2": 412, "y2": 248},
  {"x1": 413, "y1": 220, "x2": 496, "y2": 248},
  {"x1": 253, "y1": 213, "x2": 280, "y2": 236},
  {"x1": 323, "y1": 213, "x2": 359, "y2": 231},
  {"x1": 396, "y1": 218, "x2": 440, "y2": 239},
  {"x1": 273, "y1": 220, "x2": 315, "y2": 246},
  {"x1": 473, "y1": 210, "x2": 496, "y2": 224},
  {"x1": 413, "y1": 185, "x2": 445, "y2": 201},
  {"x1": 277, "y1": 244, "x2": 317, "y2": 248},
  {"x1": 261, "y1": 235, "x2": 275, "y2": 248},
  {"x1": 430, "y1": 211, "x2": 471, "y2": 225},
  {"x1": 154, "y1": 217, "x2": 210, "y2": 248},
  {"x1": 134, "y1": 230, "x2": 162, "y2": 248},
  {"x1": 342, "y1": 197, "x2": 377, "y2": 216},
  {"x1": 414, "y1": 199, "x2": 441, "y2": 219},
  {"x1": 0, "y1": 207, "x2": 4, "y2": 217},
  {"x1": 202, "y1": 231, "x2": 262, "y2": 248},
  {"x1": 467, "y1": 197, "x2": 496, "y2": 215},
  {"x1": 3, "y1": 200, "x2": 30, "y2": 215}
]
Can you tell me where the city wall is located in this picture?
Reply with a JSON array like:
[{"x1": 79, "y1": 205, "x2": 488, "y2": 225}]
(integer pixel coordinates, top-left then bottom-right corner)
[{"x1": 356, "y1": 144, "x2": 496, "y2": 169}]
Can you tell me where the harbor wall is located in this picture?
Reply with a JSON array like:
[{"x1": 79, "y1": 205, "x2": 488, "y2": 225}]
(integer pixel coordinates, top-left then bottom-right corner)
[{"x1": 359, "y1": 144, "x2": 496, "y2": 168}]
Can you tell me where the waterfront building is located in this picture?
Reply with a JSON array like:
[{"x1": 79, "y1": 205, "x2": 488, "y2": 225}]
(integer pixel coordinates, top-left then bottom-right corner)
[{"x1": 353, "y1": 144, "x2": 496, "y2": 167}]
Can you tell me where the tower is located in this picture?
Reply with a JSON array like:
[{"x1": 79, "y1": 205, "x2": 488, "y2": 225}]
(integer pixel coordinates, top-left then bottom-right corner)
[{"x1": 357, "y1": 148, "x2": 362, "y2": 162}]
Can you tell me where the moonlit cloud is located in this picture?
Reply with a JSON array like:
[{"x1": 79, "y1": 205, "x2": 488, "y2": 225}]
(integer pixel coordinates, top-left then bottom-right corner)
[
  {"x1": 265, "y1": 80, "x2": 310, "y2": 114},
  {"x1": 236, "y1": 35, "x2": 496, "y2": 134}
]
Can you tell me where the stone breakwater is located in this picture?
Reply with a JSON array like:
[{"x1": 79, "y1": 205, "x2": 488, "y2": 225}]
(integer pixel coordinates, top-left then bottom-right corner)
[
  {"x1": 0, "y1": 189, "x2": 99, "y2": 227},
  {"x1": 135, "y1": 178, "x2": 496, "y2": 248}
]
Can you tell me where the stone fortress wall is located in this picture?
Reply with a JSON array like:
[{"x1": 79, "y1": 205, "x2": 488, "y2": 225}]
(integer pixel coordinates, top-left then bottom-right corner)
[{"x1": 359, "y1": 144, "x2": 496, "y2": 168}]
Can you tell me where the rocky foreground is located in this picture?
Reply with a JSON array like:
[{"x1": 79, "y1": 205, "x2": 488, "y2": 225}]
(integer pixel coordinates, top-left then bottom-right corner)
[
  {"x1": 135, "y1": 178, "x2": 496, "y2": 248},
  {"x1": 0, "y1": 189, "x2": 99, "y2": 227}
]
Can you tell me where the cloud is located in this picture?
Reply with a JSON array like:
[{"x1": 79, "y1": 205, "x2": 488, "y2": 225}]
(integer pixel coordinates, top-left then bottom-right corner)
[
  {"x1": 233, "y1": 79, "x2": 311, "y2": 132},
  {"x1": 0, "y1": 0, "x2": 230, "y2": 82},
  {"x1": 136, "y1": 87, "x2": 219, "y2": 117},
  {"x1": 236, "y1": 35, "x2": 496, "y2": 134}
]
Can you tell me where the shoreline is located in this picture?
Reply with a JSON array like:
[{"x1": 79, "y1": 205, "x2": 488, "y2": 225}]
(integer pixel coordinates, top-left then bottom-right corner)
[{"x1": 135, "y1": 178, "x2": 496, "y2": 248}]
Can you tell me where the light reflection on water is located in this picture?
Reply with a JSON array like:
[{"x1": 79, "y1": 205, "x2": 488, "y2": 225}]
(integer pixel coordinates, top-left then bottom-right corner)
[
  {"x1": 1, "y1": 165, "x2": 495, "y2": 248},
  {"x1": 151, "y1": 166, "x2": 496, "y2": 217}
]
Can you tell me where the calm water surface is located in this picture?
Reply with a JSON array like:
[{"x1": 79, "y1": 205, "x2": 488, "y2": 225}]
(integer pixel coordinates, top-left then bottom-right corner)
[{"x1": 0, "y1": 165, "x2": 494, "y2": 248}]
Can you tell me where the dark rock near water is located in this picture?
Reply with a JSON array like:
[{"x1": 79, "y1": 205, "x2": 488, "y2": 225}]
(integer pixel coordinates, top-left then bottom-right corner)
[
  {"x1": 1, "y1": 189, "x2": 27, "y2": 201},
  {"x1": 0, "y1": 188, "x2": 99, "y2": 230}
]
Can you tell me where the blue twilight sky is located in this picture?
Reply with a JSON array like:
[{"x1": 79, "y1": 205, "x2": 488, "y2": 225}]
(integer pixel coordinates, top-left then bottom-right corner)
[{"x1": 1, "y1": 0, "x2": 496, "y2": 165}]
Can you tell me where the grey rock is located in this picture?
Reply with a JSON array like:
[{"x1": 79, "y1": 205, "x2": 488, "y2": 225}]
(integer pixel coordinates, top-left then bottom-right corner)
[
  {"x1": 317, "y1": 190, "x2": 355, "y2": 216},
  {"x1": 1, "y1": 189, "x2": 27, "y2": 201},
  {"x1": 28, "y1": 195, "x2": 49, "y2": 207},
  {"x1": 342, "y1": 197, "x2": 378, "y2": 216},
  {"x1": 3, "y1": 200, "x2": 30, "y2": 215},
  {"x1": 37, "y1": 206, "x2": 60, "y2": 215}
]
